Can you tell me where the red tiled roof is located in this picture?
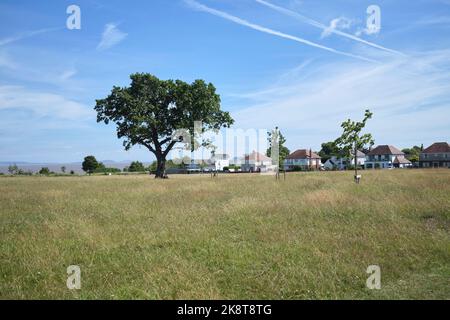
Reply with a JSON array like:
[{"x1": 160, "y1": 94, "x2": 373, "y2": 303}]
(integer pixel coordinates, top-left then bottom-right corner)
[
  {"x1": 422, "y1": 142, "x2": 450, "y2": 154},
  {"x1": 244, "y1": 151, "x2": 272, "y2": 161},
  {"x1": 367, "y1": 145, "x2": 404, "y2": 156},
  {"x1": 286, "y1": 149, "x2": 321, "y2": 160}
]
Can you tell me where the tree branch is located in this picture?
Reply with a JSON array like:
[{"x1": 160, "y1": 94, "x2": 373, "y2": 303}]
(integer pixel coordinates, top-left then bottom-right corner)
[
  {"x1": 141, "y1": 141, "x2": 156, "y2": 154},
  {"x1": 159, "y1": 137, "x2": 172, "y2": 146},
  {"x1": 163, "y1": 140, "x2": 177, "y2": 157}
]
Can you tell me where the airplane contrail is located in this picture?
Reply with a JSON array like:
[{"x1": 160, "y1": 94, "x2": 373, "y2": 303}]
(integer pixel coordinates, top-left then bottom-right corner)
[
  {"x1": 185, "y1": 0, "x2": 378, "y2": 63},
  {"x1": 0, "y1": 27, "x2": 62, "y2": 46},
  {"x1": 255, "y1": 0, "x2": 406, "y2": 57}
]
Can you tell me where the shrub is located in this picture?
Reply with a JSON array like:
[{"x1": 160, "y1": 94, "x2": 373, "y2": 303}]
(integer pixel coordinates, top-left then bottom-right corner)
[
  {"x1": 147, "y1": 161, "x2": 157, "y2": 174},
  {"x1": 8, "y1": 164, "x2": 19, "y2": 175},
  {"x1": 95, "y1": 166, "x2": 121, "y2": 174},
  {"x1": 128, "y1": 161, "x2": 146, "y2": 172},
  {"x1": 39, "y1": 167, "x2": 51, "y2": 175}
]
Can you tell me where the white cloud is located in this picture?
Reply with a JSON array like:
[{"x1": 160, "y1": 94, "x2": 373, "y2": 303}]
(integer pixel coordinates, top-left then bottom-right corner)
[
  {"x1": 184, "y1": 0, "x2": 377, "y2": 63},
  {"x1": 230, "y1": 51, "x2": 450, "y2": 150},
  {"x1": 0, "y1": 86, "x2": 93, "y2": 120},
  {"x1": 321, "y1": 17, "x2": 353, "y2": 39},
  {"x1": 97, "y1": 23, "x2": 128, "y2": 51}
]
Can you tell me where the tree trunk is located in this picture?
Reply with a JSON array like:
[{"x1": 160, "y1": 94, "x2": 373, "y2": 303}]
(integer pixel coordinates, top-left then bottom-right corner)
[
  {"x1": 155, "y1": 156, "x2": 167, "y2": 179},
  {"x1": 354, "y1": 148, "x2": 358, "y2": 178}
]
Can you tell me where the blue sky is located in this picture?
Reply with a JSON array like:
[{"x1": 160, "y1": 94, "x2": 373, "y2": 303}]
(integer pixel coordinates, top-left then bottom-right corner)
[{"x1": 0, "y1": 0, "x2": 449, "y2": 163}]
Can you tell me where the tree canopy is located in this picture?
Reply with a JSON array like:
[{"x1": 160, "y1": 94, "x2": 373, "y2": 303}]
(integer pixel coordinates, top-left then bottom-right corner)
[
  {"x1": 82, "y1": 155, "x2": 99, "y2": 174},
  {"x1": 335, "y1": 109, "x2": 374, "y2": 180},
  {"x1": 402, "y1": 145, "x2": 422, "y2": 163},
  {"x1": 318, "y1": 141, "x2": 341, "y2": 163},
  {"x1": 94, "y1": 73, "x2": 234, "y2": 178}
]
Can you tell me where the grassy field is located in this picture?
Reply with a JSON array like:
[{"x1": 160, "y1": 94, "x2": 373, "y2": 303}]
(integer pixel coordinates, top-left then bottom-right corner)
[{"x1": 0, "y1": 170, "x2": 449, "y2": 299}]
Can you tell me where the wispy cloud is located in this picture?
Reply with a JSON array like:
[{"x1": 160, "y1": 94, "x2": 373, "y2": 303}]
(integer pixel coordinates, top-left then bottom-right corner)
[
  {"x1": 321, "y1": 17, "x2": 353, "y2": 39},
  {"x1": 0, "y1": 55, "x2": 83, "y2": 89},
  {"x1": 255, "y1": 0, "x2": 405, "y2": 57},
  {"x1": 0, "y1": 27, "x2": 61, "y2": 46},
  {"x1": 97, "y1": 23, "x2": 128, "y2": 50},
  {"x1": 417, "y1": 16, "x2": 450, "y2": 26},
  {"x1": 0, "y1": 86, "x2": 93, "y2": 120},
  {"x1": 184, "y1": 0, "x2": 377, "y2": 63},
  {"x1": 59, "y1": 68, "x2": 77, "y2": 81}
]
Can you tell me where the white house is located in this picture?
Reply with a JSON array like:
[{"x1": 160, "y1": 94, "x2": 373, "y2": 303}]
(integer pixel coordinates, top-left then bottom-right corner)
[
  {"x1": 323, "y1": 151, "x2": 366, "y2": 170},
  {"x1": 365, "y1": 145, "x2": 412, "y2": 169},
  {"x1": 241, "y1": 151, "x2": 275, "y2": 172},
  {"x1": 284, "y1": 149, "x2": 321, "y2": 171},
  {"x1": 209, "y1": 154, "x2": 230, "y2": 171}
]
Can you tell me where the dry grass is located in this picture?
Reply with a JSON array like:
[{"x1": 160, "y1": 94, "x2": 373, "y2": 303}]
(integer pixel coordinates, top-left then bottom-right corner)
[{"x1": 0, "y1": 170, "x2": 449, "y2": 299}]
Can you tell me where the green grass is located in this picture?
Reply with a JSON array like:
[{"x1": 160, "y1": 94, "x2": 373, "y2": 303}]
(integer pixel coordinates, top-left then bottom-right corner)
[{"x1": 0, "y1": 170, "x2": 449, "y2": 299}]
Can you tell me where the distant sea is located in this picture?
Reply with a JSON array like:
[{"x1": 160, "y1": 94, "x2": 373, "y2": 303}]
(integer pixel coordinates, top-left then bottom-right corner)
[{"x1": 0, "y1": 161, "x2": 153, "y2": 174}]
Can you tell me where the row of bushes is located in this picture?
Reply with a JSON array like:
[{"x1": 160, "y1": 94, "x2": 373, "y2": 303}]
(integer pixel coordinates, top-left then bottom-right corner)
[
  {"x1": 3, "y1": 164, "x2": 78, "y2": 176},
  {"x1": 223, "y1": 165, "x2": 241, "y2": 171}
]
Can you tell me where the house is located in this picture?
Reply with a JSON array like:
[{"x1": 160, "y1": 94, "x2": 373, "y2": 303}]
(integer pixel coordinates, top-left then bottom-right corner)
[
  {"x1": 209, "y1": 153, "x2": 230, "y2": 171},
  {"x1": 419, "y1": 142, "x2": 450, "y2": 168},
  {"x1": 365, "y1": 145, "x2": 412, "y2": 169},
  {"x1": 284, "y1": 149, "x2": 321, "y2": 171},
  {"x1": 323, "y1": 151, "x2": 366, "y2": 170},
  {"x1": 241, "y1": 151, "x2": 275, "y2": 172}
]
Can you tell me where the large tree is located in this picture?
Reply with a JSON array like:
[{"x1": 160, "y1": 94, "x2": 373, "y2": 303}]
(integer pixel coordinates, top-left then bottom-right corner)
[
  {"x1": 82, "y1": 155, "x2": 99, "y2": 174},
  {"x1": 335, "y1": 109, "x2": 374, "y2": 181},
  {"x1": 94, "y1": 73, "x2": 233, "y2": 178}
]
